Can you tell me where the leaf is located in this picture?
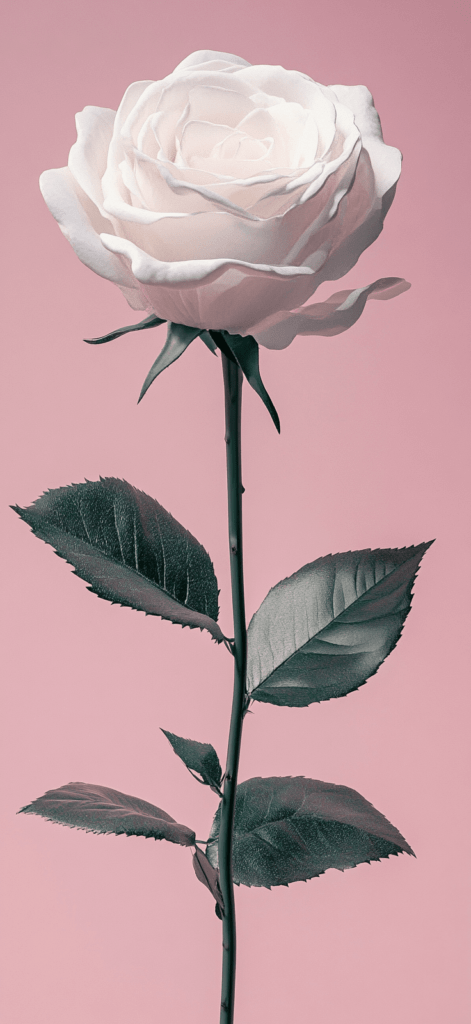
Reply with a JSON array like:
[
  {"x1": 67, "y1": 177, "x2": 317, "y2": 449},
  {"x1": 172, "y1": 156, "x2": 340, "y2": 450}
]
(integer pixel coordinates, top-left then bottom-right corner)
[
  {"x1": 84, "y1": 313, "x2": 166, "y2": 344},
  {"x1": 192, "y1": 847, "x2": 225, "y2": 915},
  {"x1": 138, "y1": 322, "x2": 201, "y2": 401},
  {"x1": 206, "y1": 776, "x2": 414, "y2": 888},
  {"x1": 13, "y1": 477, "x2": 224, "y2": 641},
  {"x1": 211, "y1": 330, "x2": 280, "y2": 432},
  {"x1": 247, "y1": 543, "x2": 433, "y2": 706},
  {"x1": 19, "y1": 782, "x2": 195, "y2": 846},
  {"x1": 161, "y1": 730, "x2": 222, "y2": 792}
]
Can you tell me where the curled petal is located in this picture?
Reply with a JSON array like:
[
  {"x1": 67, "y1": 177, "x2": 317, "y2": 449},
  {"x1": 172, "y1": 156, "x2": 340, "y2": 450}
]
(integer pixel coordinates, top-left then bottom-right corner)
[
  {"x1": 329, "y1": 84, "x2": 401, "y2": 198},
  {"x1": 172, "y1": 50, "x2": 252, "y2": 75},
  {"x1": 252, "y1": 278, "x2": 411, "y2": 349},
  {"x1": 68, "y1": 106, "x2": 116, "y2": 214},
  {"x1": 39, "y1": 167, "x2": 146, "y2": 310},
  {"x1": 100, "y1": 232, "x2": 316, "y2": 331},
  {"x1": 100, "y1": 233, "x2": 313, "y2": 287}
]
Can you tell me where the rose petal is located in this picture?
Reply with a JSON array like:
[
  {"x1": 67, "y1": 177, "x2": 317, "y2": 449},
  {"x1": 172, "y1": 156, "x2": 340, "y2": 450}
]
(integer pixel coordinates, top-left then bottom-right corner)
[
  {"x1": 236, "y1": 65, "x2": 324, "y2": 109},
  {"x1": 100, "y1": 232, "x2": 316, "y2": 330},
  {"x1": 172, "y1": 51, "x2": 252, "y2": 75},
  {"x1": 285, "y1": 103, "x2": 360, "y2": 201},
  {"x1": 100, "y1": 232, "x2": 313, "y2": 285},
  {"x1": 99, "y1": 208, "x2": 281, "y2": 265},
  {"x1": 136, "y1": 112, "x2": 164, "y2": 161},
  {"x1": 252, "y1": 278, "x2": 411, "y2": 349},
  {"x1": 127, "y1": 74, "x2": 257, "y2": 165},
  {"x1": 330, "y1": 84, "x2": 401, "y2": 197},
  {"x1": 243, "y1": 103, "x2": 319, "y2": 168},
  {"x1": 68, "y1": 106, "x2": 116, "y2": 215},
  {"x1": 307, "y1": 177, "x2": 399, "y2": 287},
  {"x1": 184, "y1": 85, "x2": 254, "y2": 130},
  {"x1": 179, "y1": 119, "x2": 238, "y2": 162},
  {"x1": 113, "y1": 80, "x2": 159, "y2": 142},
  {"x1": 153, "y1": 162, "x2": 260, "y2": 220},
  {"x1": 40, "y1": 167, "x2": 145, "y2": 308}
]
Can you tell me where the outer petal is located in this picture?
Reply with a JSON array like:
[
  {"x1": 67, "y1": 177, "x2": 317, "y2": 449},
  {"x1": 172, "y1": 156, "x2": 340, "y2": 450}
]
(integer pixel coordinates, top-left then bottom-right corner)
[
  {"x1": 172, "y1": 50, "x2": 252, "y2": 74},
  {"x1": 306, "y1": 87, "x2": 402, "y2": 286},
  {"x1": 329, "y1": 84, "x2": 401, "y2": 198},
  {"x1": 304, "y1": 173, "x2": 399, "y2": 287},
  {"x1": 252, "y1": 278, "x2": 411, "y2": 349},
  {"x1": 68, "y1": 106, "x2": 116, "y2": 214},
  {"x1": 99, "y1": 233, "x2": 316, "y2": 331},
  {"x1": 39, "y1": 167, "x2": 146, "y2": 310}
]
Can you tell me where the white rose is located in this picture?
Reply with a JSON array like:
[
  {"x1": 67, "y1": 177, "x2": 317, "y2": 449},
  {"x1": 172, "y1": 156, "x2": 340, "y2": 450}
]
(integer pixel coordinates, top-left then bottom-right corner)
[{"x1": 40, "y1": 49, "x2": 409, "y2": 350}]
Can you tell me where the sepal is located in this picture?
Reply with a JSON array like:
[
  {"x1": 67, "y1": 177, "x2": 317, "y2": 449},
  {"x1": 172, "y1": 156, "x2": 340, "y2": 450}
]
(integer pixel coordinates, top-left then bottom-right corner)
[
  {"x1": 84, "y1": 313, "x2": 165, "y2": 344},
  {"x1": 199, "y1": 330, "x2": 219, "y2": 354},
  {"x1": 139, "y1": 323, "x2": 202, "y2": 401},
  {"x1": 210, "y1": 330, "x2": 280, "y2": 432}
]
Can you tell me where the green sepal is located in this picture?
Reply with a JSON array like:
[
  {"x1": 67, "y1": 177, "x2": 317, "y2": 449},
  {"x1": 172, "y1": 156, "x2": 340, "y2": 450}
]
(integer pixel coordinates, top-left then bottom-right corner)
[
  {"x1": 208, "y1": 330, "x2": 239, "y2": 364},
  {"x1": 210, "y1": 330, "x2": 280, "y2": 432},
  {"x1": 199, "y1": 330, "x2": 219, "y2": 355},
  {"x1": 138, "y1": 323, "x2": 201, "y2": 402},
  {"x1": 84, "y1": 313, "x2": 166, "y2": 345}
]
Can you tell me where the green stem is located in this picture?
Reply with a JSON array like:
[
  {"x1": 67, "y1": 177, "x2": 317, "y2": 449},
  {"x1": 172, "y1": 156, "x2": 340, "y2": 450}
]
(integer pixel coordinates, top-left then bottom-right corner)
[{"x1": 218, "y1": 352, "x2": 247, "y2": 1024}]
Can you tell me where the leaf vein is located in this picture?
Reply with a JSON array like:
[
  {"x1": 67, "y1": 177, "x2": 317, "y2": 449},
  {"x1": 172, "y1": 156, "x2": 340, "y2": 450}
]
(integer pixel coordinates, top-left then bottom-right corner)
[{"x1": 113, "y1": 502, "x2": 125, "y2": 563}]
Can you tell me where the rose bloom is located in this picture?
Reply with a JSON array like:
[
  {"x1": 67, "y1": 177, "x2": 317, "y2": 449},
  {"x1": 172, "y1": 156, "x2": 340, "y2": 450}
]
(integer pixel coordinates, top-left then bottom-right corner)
[{"x1": 40, "y1": 50, "x2": 409, "y2": 349}]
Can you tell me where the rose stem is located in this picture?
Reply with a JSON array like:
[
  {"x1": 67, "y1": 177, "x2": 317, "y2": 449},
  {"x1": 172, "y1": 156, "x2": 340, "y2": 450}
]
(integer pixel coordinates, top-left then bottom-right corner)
[{"x1": 219, "y1": 352, "x2": 247, "y2": 1024}]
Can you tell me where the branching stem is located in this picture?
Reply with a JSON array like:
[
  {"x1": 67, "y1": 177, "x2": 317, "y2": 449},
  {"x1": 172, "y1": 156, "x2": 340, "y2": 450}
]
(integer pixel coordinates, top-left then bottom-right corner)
[{"x1": 218, "y1": 354, "x2": 247, "y2": 1024}]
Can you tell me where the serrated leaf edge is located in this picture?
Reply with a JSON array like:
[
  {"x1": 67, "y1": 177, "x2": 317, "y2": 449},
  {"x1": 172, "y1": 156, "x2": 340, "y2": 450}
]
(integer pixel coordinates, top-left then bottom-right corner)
[
  {"x1": 18, "y1": 802, "x2": 196, "y2": 846},
  {"x1": 249, "y1": 542, "x2": 434, "y2": 704},
  {"x1": 205, "y1": 774, "x2": 415, "y2": 888},
  {"x1": 12, "y1": 481, "x2": 225, "y2": 643}
]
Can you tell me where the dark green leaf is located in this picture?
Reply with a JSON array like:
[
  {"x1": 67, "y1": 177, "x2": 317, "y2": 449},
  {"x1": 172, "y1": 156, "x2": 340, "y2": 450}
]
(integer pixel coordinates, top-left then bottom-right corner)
[
  {"x1": 12, "y1": 477, "x2": 223, "y2": 641},
  {"x1": 84, "y1": 313, "x2": 165, "y2": 345},
  {"x1": 211, "y1": 330, "x2": 280, "y2": 432},
  {"x1": 206, "y1": 776, "x2": 414, "y2": 888},
  {"x1": 19, "y1": 782, "x2": 195, "y2": 845},
  {"x1": 247, "y1": 543, "x2": 433, "y2": 706},
  {"x1": 138, "y1": 323, "x2": 201, "y2": 401},
  {"x1": 193, "y1": 847, "x2": 225, "y2": 915},
  {"x1": 161, "y1": 730, "x2": 222, "y2": 792}
]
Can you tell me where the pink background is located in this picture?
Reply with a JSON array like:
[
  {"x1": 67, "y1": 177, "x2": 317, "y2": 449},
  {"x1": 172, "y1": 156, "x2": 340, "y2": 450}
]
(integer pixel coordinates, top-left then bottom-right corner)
[{"x1": 1, "y1": 1, "x2": 470, "y2": 1021}]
